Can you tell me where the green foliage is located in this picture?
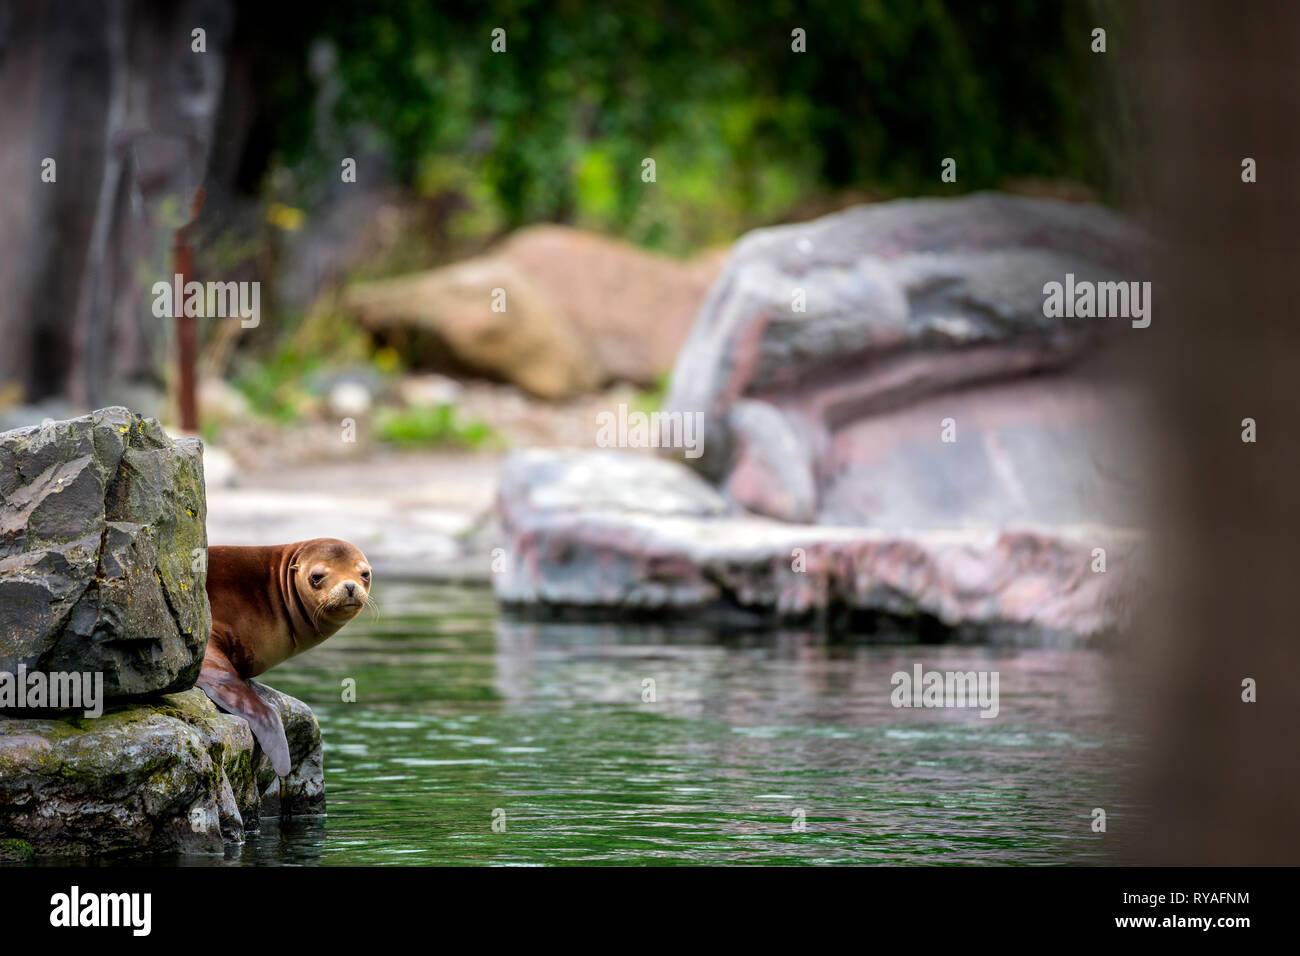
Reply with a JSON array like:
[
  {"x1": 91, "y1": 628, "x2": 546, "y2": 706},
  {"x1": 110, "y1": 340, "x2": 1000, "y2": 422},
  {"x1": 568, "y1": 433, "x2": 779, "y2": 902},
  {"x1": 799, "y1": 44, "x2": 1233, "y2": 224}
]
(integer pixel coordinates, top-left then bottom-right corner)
[
  {"x1": 257, "y1": 0, "x2": 1125, "y2": 256},
  {"x1": 199, "y1": 416, "x2": 224, "y2": 446},
  {"x1": 231, "y1": 345, "x2": 324, "y2": 423},
  {"x1": 375, "y1": 404, "x2": 497, "y2": 449},
  {"x1": 227, "y1": 307, "x2": 383, "y2": 423},
  {"x1": 0, "y1": 839, "x2": 34, "y2": 862},
  {"x1": 629, "y1": 372, "x2": 671, "y2": 417}
]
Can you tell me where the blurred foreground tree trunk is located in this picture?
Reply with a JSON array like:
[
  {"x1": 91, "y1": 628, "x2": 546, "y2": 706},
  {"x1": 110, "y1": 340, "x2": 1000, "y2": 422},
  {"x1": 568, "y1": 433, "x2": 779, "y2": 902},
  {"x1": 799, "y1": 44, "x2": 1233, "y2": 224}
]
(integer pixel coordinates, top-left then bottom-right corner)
[{"x1": 1131, "y1": 0, "x2": 1300, "y2": 864}]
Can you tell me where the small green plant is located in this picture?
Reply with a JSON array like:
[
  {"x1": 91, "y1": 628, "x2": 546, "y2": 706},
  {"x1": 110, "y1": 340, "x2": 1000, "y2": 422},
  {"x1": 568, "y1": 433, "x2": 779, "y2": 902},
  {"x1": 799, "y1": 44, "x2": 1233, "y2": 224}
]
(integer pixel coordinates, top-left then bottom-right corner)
[
  {"x1": 231, "y1": 345, "x2": 323, "y2": 423},
  {"x1": 375, "y1": 404, "x2": 496, "y2": 449},
  {"x1": 199, "y1": 417, "x2": 224, "y2": 446},
  {"x1": 629, "y1": 372, "x2": 671, "y2": 417},
  {"x1": 0, "y1": 838, "x2": 34, "y2": 862}
]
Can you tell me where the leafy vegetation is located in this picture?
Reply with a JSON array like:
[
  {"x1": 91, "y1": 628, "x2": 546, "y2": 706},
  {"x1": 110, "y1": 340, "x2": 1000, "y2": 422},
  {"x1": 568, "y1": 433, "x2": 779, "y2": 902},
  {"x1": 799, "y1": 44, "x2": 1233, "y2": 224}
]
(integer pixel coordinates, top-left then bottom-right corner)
[
  {"x1": 0, "y1": 839, "x2": 34, "y2": 862},
  {"x1": 230, "y1": 345, "x2": 327, "y2": 424},
  {"x1": 247, "y1": 0, "x2": 1128, "y2": 257},
  {"x1": 375, "y1": 404, "x2": 497, "y2": 449},
  {"x1": 630, "y1": 372, "x2": 671, "y2": 416},
  {"x1": 205, "y1": 0, "x2": 1130, "y2": 436}
]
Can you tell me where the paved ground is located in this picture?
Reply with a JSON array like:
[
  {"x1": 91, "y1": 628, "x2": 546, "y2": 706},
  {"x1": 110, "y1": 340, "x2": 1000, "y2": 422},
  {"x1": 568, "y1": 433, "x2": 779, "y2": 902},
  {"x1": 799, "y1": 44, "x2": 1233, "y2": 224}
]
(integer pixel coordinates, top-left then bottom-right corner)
[{"x1": 204, "y1": 448, "x2": 502, "y2": 582}]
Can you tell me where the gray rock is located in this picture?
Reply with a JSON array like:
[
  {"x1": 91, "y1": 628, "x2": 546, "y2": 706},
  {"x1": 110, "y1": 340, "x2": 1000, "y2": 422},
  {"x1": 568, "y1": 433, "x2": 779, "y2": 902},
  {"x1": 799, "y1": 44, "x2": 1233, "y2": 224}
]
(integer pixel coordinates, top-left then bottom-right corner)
[
  {"x1": 0, "y1": 406, "x2": 210, "y2": 699},
  {"x1": 0, "y1": 686, "x2": 325, "y2": 857},
  {"x1": 494, "y1": 196, "x2": 1153, "y2": 643},
  {"x1": 662, "y1": 193, "x2": 1151, "y2": 493},
  {"x1": 722, "y1": 401, "x2": 818, "y2": 523},
  {"x1": 251, "y1": 682, "x2": 326, "y2": 818},
  {"x1": 497, "y1": 448, "x2": 729, "y2": 521},
  {"x1": 495, "y1": 449, "x2": 1144, "y2": 643}
]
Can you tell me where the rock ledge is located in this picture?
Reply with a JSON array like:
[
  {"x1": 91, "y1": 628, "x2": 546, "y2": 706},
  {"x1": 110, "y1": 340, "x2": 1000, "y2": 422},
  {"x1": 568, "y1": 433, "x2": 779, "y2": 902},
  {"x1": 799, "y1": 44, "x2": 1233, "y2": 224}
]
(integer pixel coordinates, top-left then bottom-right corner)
[{"x1": 0, "y1": 684, "x2": 324, "y2": 858}]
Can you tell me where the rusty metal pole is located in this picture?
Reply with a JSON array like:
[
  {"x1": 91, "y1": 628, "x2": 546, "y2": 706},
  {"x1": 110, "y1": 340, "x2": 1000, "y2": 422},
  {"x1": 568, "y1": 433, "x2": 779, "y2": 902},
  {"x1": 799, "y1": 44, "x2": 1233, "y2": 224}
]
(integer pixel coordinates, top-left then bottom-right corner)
[{"x1": 174, "y1": 187, "x2": 206, "y2": 432}]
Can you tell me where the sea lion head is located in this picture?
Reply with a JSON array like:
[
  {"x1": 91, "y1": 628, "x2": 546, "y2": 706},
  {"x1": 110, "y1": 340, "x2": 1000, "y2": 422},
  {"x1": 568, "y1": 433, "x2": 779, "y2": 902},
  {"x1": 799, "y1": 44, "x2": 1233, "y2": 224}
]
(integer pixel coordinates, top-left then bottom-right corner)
[{"x1": 291, "y1": 538, "x2": 372, "y2": 633}]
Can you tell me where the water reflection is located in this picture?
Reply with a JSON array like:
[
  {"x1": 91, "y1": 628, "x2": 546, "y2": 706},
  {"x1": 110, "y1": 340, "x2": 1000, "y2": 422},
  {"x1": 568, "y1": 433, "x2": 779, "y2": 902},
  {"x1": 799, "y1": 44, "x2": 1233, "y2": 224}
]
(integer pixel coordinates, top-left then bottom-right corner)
[{"x1": 124, "y1": 582, "x2": 1147, "y2": 865}]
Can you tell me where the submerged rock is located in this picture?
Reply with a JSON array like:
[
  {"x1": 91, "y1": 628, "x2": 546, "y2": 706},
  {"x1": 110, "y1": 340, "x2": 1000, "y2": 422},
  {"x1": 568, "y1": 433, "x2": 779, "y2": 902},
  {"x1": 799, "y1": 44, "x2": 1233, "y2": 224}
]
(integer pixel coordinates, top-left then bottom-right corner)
[
  {"x1": 0, "y1": 406, "x2": 210, "y2": 699},
  {"x1": 0, "y1": 687, "x2": 324, "y2": 857}
]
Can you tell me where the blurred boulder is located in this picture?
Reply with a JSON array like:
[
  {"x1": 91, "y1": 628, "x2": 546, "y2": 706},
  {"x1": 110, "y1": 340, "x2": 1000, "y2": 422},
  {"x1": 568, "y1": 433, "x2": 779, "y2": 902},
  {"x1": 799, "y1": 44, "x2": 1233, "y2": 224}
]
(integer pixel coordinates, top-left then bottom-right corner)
[
  {"x1": 493, "y1": 195, "x2": 1153, "y2": 642},
  {"x1": 499, "y1": 448, "x2": 729, "y2": 525},
  {"x1": 397, "y1": 373, "x2": 463, "y2": 408},
  {"x1": 0, "y1": 406, "x2": 209, "y2": 699},
  {"x1": 346, "y1": 258, "x2": 600, "y2": 399},
  {"x1": 342, "y1": 225, "x2": 726, "y2": 397},
  {"x1": 662, "y1": 192, "x2": 1152, "y2": 519},
  {"x1": 327, "y1": 381, "x2": 373, "y2": 419},
  {"x1": 497, "y1": 225, "x2": 726, "y2": 386},
  {"x1": 495, "y1": 449, "x2": 1142, "y2": 642},
  {"x1": 197, "y1": 377, "x2": 251, "y2": 423}
]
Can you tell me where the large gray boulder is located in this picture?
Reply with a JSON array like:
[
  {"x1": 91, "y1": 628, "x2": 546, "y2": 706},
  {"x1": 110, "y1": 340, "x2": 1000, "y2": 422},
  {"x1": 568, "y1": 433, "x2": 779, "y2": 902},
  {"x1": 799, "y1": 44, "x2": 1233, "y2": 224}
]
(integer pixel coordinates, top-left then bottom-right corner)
[
  {"x1": 0, "y1": 686, "x2": 324, "y2": 858},
  {"x1": 0, "y1": 407, "x2": 210, "y2": 699},
  {"x1": 662, "y1": 192, "x2": 1151, "y2": 520},
  {"x1": 494, "y1": 195, "x2": 1153, "y2": 642}
]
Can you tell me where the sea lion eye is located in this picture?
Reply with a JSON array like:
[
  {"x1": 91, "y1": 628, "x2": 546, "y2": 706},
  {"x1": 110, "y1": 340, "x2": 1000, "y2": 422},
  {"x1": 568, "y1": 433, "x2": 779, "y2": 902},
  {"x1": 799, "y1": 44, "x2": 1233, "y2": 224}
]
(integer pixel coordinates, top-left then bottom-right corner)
[
  {"x1": 361, "y1": 570, "x2": 371, "y2": 581},
  {"x1": 309, "y1": 572, "x2": 326, "y2": 588}
]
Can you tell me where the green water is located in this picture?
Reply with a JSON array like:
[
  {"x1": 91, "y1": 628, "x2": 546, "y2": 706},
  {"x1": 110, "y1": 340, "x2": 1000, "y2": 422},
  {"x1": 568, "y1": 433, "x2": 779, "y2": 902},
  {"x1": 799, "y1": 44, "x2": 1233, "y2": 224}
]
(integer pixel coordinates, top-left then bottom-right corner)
[{"x1": 215, "y1": 582, "x2": 1133, "y2": 865}]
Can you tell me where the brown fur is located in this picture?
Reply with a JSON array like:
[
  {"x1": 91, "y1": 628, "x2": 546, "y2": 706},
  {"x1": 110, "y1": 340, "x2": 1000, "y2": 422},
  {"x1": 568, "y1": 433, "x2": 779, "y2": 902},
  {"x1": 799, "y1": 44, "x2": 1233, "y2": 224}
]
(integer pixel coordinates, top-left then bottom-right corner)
[{"x1": 198, "y1": 539, "x2": 371, "y2": 775}]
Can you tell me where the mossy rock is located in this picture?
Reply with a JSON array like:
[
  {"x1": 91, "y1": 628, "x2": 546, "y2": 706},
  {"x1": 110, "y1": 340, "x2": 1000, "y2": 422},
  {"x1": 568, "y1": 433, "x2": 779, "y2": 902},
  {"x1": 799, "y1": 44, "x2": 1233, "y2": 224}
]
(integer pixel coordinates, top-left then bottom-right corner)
[
  {"x1": 0, "y1": 407, "x2": 210, "y2": 700},
  {"x1": 0, "y1": 838, "x2": 34, "y2": 862},
  {"x1": 0, "y1": 686, "x2": 325, "y2": 858}
]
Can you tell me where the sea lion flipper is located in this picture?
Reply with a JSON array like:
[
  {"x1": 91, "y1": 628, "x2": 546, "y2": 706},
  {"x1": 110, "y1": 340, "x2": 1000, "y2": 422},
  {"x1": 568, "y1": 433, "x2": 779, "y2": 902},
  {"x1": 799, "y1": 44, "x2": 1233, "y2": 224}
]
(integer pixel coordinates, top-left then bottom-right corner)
[{"x1": 197, "y1": 644, "x2": 293, "y2": 777}]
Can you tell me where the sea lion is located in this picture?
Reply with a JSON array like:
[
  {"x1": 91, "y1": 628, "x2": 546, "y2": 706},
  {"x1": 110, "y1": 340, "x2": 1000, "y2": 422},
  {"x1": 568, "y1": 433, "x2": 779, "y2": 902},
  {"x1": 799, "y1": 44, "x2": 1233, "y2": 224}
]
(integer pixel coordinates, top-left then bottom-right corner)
[{"x1": 198, "y1": 538, "x2": 372, "y2": 776}]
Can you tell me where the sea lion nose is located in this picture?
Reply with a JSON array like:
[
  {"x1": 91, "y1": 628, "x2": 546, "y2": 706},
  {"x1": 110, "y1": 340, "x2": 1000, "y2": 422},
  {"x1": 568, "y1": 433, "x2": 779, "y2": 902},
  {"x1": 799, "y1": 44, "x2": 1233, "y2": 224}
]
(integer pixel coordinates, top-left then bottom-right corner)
[{"x1": 345, "y1": 582, "x2": 356, "y2": 597}]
